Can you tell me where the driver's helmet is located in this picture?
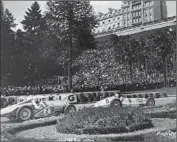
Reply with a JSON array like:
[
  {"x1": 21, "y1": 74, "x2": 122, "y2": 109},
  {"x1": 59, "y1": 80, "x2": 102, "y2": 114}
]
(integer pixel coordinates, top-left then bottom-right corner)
[
  {"x1": 27, "y1": 95, "x2": 33, "y2": 100},
  {"x1": 115, "y1": 93, "x2": 120, "y2": 98},
  {"x1": 33, "y1": 97, "x2": 40, "y2": 105}
]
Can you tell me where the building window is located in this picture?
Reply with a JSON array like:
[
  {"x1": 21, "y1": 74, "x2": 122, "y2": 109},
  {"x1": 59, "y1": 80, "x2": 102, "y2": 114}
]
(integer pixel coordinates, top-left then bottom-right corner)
[
  {"x1": 139, "y1": 18, "x2": 141, "y2": 22},
  {"x1": 150, "y1": 8, "x2": 152, "y2": 13},
  {"x1": 150, "y1": 1, "x2": 152, "y2": 6}
]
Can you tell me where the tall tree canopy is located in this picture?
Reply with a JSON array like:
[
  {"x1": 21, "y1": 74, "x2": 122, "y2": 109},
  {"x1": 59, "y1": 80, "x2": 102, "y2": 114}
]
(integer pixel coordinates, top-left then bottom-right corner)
[
  {"x1": 45, "y1": 1, "x2": 97, "y2": 91},
  {"x1": 21, "y1": 1, "x2": 46, "y2": 35},
  {"x1": 1, "y1": 1, "x2": 17, "y2": 86}
]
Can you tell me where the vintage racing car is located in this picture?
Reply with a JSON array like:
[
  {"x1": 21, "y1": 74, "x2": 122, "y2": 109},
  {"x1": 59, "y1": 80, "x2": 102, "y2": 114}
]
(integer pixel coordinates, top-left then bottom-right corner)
[
  {"x1": 94, "y1": 93, "x2": 123, "y2": 108},
  {"x1": 1, "y1": 93, "x2": 77, "y2": 121},
  {"x1": 121, "y1": 91, "x2": 167, "y2": 106},
  {"x1": 93, "y1": 91, "x2": 167, "y2": 107}
]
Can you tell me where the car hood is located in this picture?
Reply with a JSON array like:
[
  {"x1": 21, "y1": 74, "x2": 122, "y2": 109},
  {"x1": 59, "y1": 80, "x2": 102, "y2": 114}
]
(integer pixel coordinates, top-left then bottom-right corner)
[
  {"x1": 94, "y1": 96, "x2": 116, "y2": 107},
  {"x1": 1, "y1": 99, "x2": 32, "y2": 116},
  {"x1": 1, "y1": 104, "x2": 19, "y2": 115}
]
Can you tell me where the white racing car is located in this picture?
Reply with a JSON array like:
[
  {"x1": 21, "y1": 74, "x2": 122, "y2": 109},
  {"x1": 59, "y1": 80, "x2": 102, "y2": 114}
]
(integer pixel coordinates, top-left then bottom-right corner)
[
  {"x1": 93, "y1": 91, "x2": 166, "y2": 108},
  {"x1": 94, "y1": 93, "x2": 123, "y2": 108},
  {"x1": 1, "y1": 93, "x2": 77, "y2": 121}
]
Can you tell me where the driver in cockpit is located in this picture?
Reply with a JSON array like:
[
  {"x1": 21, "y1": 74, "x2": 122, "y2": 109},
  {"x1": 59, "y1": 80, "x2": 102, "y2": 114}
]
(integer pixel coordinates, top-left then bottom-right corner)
[{"x1": 32, "y1": 97, "x2": 47, "y2": 109}]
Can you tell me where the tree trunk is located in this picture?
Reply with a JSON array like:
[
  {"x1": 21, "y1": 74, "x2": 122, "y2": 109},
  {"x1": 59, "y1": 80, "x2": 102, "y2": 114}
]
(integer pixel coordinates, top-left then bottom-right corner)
[
  {"x1": 163, "y1": 57, "x2": 167, "y2": 87},
  {"x1": 144, "y1": 57, "x2": 148, "y2": 83},
  {"x1": 124, "y1": 63, "x2": 128, "y2": 92},
  {"x1": 68, "y1": 26, "x2": 73, "y2": 92},
  {"x1": 130, "y1": 60, "x2": 133, "y2": 83}
]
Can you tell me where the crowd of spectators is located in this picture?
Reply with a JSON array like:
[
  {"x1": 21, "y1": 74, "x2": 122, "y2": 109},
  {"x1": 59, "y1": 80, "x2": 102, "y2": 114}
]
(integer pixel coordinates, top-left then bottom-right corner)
[
  {"x1": 1, "y1": 84, "x2": 66, "y2": 96},
  {"x1": 1, "y1": 24, "x2": 176, "y2": 96},
  {"x1": 72, "y1": 45, "x2": 176, "y2": 92}
]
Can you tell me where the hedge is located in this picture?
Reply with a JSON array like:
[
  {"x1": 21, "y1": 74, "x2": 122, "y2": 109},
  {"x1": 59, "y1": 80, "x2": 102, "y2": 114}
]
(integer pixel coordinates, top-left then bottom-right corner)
[
  {"x1": 81, "y1": 121, "x2": 153, "y2": 134},
  {"x1": 56, "y1": 106, "x2": 152, "y2": 134}
]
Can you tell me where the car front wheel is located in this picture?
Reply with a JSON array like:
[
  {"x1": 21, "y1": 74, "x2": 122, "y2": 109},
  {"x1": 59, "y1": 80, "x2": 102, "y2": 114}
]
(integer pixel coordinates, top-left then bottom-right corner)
[
  {"x1": 110, "y1": 99, "x2": 122, "y2": 108},
  {"x1": 64, "y1": 105, "x2": 76, "y2": 115},
  {"x1": 17, "y1": 107, "x2": 33, "y2": 121},
  {"x1": 146, "y1": 98, "x2": 155, "y2": 106}
]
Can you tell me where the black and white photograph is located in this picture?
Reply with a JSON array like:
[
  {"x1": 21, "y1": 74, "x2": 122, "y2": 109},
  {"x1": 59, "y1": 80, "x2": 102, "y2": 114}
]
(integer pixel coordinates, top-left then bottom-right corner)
[{"x1": 1, "y1": 0, "x2": 176, "y2": 141}]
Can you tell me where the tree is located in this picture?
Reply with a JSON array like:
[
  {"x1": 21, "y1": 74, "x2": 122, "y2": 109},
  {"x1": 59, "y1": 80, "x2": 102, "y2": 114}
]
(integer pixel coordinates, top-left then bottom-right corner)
[
  {"x1": 1, "y1": 1, "x2": 17, "y2": 86},
  {"x1": 45, "y1": 1, "x2": 97, "y2": 92},
  {"x1": 111, "y1": 35, "x2": 139, "y2": 84},
  {"x1": 149, "y1": 28, "x2": 176, "y2": 87},
  {"x1": 19, "y1": 1, "x2": 51, "y2": 85},
  {"x1": 21, "y1": 1, "x2": 46, "y2": 35}
]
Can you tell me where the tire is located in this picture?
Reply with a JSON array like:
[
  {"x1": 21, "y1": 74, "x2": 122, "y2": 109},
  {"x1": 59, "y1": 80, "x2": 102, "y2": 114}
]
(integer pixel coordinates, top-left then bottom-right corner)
[
  {"x1": 146, "y1": 98, "x2": 155, "y2": 106},
  {"x1": 16, "y1": 107, "x2": 33, "y2": 121},
  {"x1": 64, "y1": 105, "x2": 76, "y2": 115},
  {"x1": 110, "y1": 99, "x2": 122, "y2": 108}
]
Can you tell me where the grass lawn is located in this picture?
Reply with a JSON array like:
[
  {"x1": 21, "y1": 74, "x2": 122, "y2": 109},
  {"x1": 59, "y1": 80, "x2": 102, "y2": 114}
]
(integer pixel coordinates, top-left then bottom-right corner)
[{"x1": 15, "y1": 118, "x2": 176, "y2": 141}]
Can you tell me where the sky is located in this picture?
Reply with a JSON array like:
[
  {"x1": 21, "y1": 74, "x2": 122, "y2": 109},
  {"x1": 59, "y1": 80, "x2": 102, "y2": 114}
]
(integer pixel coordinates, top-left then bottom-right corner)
[{"x1": 3, "y1": 1, "x2": 176, "y2": 30}]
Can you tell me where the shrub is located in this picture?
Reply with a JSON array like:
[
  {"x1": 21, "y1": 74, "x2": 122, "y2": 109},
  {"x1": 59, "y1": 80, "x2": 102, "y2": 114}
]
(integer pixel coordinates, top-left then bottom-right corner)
[{"x1": 56, "y1": 106, "x2": 151, "y2": 134}]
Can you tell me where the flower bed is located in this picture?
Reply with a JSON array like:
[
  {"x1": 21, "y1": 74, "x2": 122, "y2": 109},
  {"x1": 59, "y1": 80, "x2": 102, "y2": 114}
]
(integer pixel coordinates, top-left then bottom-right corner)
[{"x1": 56, "y1": 106, "x2": 153, "y2": 134}]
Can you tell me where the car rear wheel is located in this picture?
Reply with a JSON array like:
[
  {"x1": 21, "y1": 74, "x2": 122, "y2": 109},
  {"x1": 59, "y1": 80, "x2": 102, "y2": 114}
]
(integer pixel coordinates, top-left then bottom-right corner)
[
  {"x1": 64, "y1": 105, "x2": 76, "y2": 115},
  {"x1": 17, "y1": 107, "x2": 33, "y2": 121},
  {"x1": 110, "y1": 99, "x2": 122, "y2": 108},
  {"x1": 146, "y1": 98, "x2": 155, "y2": 106}
]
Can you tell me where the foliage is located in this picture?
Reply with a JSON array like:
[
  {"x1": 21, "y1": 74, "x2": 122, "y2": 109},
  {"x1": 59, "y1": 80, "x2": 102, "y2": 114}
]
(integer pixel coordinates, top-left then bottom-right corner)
[
  {"x1": 1, "y1": 1, "x2": 176, "y2": 90},
  {"x1": 56, "y1": 106, "x2": 151, "y2": 134},
  {"x1": 45, "y1": 1, "x2": 97, "y2": 91},
  {"x1": 21, "y1": 2, "x2": 46, "y2": 34},
  {"x1": 1, "y1": 1, "x2": 16, "y2": 86}
]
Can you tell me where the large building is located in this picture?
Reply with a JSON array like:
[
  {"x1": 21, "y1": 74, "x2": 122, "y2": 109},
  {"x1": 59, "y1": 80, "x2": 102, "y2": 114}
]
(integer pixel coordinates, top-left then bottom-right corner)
[{"x1": 94, "y1": 1, "x2": 168, "y2": 35}]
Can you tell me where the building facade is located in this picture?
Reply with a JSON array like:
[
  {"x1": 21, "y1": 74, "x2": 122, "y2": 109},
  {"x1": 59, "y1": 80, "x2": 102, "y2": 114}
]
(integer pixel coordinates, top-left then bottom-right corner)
[{"x1": 94, "y1": 1, "x2": 167, "y2": 34}]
